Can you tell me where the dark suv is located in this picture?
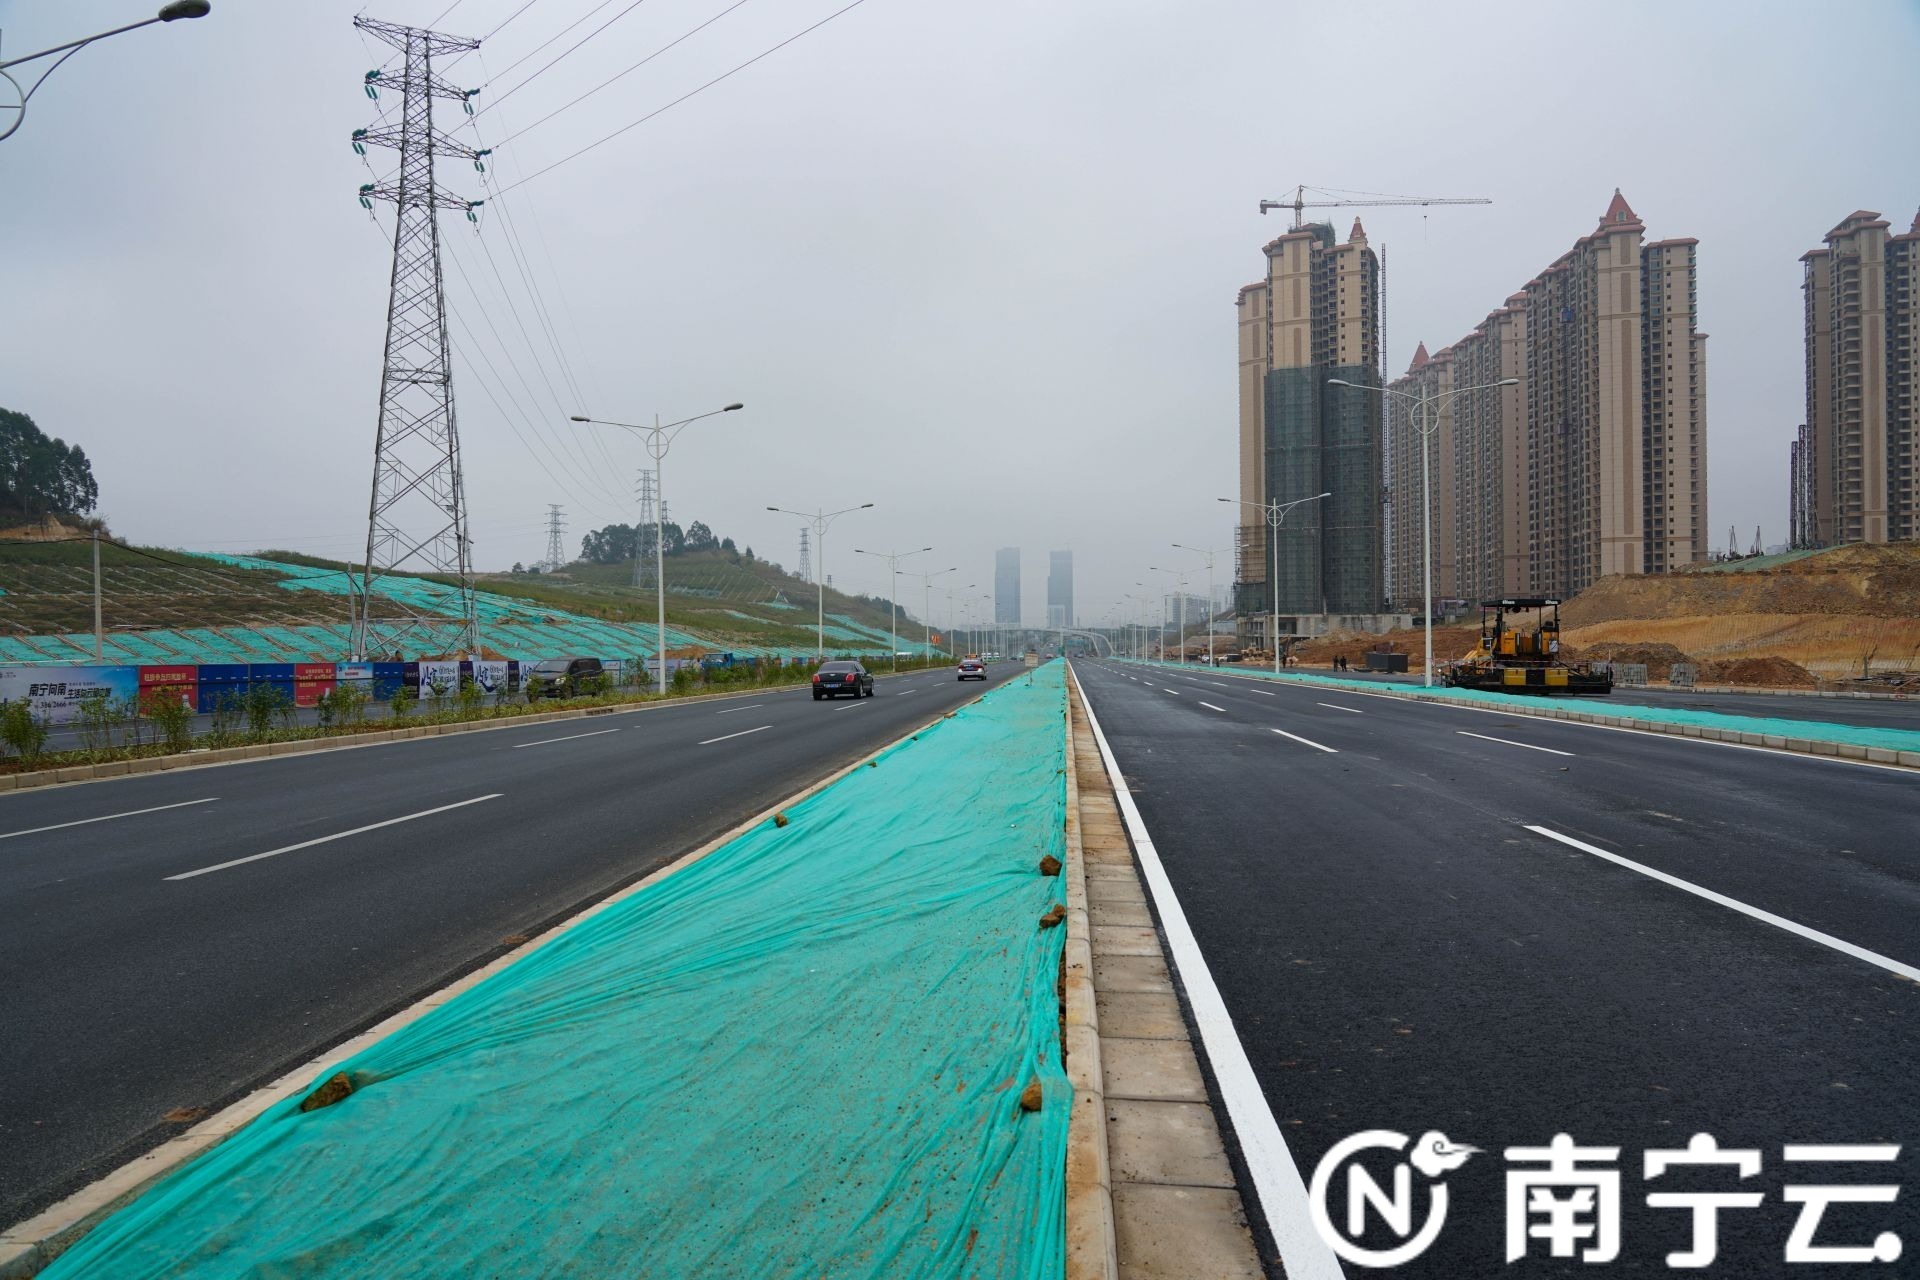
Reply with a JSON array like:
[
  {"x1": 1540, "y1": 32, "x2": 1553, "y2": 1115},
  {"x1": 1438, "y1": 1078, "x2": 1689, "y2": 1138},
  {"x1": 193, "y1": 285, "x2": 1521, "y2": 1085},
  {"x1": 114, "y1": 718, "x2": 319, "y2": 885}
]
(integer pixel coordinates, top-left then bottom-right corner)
[
  {"x1": 529, "y1": 656, "x2": 604, "y2": 698},
  {"x1": 812, "y1": 661, "x2": 874, "y2": 700}
]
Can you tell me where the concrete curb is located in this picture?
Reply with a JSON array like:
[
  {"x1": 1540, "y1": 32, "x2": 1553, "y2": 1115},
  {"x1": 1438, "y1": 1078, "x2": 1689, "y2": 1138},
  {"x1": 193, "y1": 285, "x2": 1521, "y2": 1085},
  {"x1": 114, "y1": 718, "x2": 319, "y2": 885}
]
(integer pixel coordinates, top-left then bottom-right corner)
[
  {"x1": 0, "y1": 673, "x2": 1001, "y2": 1279},
  {"x1": 1061, "y1": 678, "x2": 1119, "y2": 1280},
  {"x1": 0, "y1": 676, "x2": 946, "y2": 796},
  {"x1": 1135, "y1": 661, "x2": 1920, "y2": 772}
]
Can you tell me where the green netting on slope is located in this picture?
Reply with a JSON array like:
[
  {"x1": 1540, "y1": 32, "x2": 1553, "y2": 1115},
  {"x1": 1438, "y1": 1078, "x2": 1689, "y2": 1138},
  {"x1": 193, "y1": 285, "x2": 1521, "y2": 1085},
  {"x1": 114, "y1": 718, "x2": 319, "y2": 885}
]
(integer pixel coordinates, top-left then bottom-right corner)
[
  {"x1": 1123, "y1": 658, "x2": 1920, "y2": 756},
  {"x1": 46, "y1": 663, "x2": 1073, "y2": 1280}
]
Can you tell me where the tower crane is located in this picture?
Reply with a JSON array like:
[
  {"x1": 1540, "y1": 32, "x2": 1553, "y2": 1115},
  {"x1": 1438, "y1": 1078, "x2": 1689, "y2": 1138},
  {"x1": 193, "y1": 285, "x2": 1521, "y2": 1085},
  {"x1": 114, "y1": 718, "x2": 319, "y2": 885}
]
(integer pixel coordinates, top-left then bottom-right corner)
[{"x1": 1258, "y1": 184, "x2": 1491, "y2": 229}]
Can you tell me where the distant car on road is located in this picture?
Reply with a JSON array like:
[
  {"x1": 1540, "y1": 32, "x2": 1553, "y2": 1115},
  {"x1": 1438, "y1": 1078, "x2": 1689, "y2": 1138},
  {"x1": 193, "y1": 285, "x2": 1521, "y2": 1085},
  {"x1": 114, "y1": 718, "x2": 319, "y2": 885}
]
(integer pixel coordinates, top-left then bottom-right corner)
[
  {"x1": 812, "y1": 660, "x2": 875, "y2": 699},
  {"x1": 957, "y1": 658, "x2": 986, "y2": 681},
  {"x1": 529, "y1": 657, "x2": 603, "y2": 697}
]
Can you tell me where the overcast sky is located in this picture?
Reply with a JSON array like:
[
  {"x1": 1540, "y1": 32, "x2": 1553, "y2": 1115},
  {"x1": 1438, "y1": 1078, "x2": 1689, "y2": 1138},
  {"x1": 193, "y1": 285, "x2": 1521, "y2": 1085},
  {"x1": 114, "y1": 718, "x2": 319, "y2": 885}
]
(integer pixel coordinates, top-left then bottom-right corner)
[{"x1": 4, "y1": 0, "x2": 1917, "y2": 628}]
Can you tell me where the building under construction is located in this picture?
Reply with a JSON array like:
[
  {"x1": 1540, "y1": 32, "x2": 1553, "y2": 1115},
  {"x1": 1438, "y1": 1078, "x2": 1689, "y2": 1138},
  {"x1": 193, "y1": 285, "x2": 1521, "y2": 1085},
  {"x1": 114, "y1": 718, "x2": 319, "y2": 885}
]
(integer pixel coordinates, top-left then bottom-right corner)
[{"x1": 1234, "y1": 218, "x2": 1393, "y2": 646}]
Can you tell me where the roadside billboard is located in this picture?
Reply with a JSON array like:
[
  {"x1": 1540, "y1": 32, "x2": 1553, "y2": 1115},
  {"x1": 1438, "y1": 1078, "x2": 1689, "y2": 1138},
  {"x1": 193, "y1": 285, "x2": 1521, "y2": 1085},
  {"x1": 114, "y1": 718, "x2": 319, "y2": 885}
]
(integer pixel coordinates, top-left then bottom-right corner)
[
  {"x1": 470, "y1": 660, "x2": 509, "y2": 694},
  {"x1": 0, "y1": 666, "x2": 140, "y2": 725},
  {"x1": 138, "y1": 664, "x2": 197, "y2": 711}
]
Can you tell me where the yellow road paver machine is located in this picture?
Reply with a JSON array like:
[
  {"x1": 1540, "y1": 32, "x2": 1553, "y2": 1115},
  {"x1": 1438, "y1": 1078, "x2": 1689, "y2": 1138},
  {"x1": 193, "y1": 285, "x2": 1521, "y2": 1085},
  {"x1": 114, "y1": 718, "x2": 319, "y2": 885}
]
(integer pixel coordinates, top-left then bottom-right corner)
[{"x1": 1442, "y1": 597, "x2": 1613, "y2": 697}]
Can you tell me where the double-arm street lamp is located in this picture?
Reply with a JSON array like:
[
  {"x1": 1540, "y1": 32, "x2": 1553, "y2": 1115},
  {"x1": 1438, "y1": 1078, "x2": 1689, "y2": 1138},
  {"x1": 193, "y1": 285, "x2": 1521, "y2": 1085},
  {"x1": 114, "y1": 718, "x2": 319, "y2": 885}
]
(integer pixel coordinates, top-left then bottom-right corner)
[
  {"x1": 1219, "y1": 492, "x2": 1331, "y2": 674},
  {"x1": 853, "y1": 546, "x2": 931, "y2": 671},
  {"x1": 1170, "y1": 543, "x2": 1228, "y2": 667},
  {"x1": 1328, "y1": 375, "x2": 1519, "y2": 686},
  {"x1": 571, "y1": 402, "x2": 743, "y2": 693},
  {"x1": 1, "y1": 2, "x2": 210, "y2": 142},
  {"x1": 767, "y1": 501, "x2": 873, "y2": 659}
]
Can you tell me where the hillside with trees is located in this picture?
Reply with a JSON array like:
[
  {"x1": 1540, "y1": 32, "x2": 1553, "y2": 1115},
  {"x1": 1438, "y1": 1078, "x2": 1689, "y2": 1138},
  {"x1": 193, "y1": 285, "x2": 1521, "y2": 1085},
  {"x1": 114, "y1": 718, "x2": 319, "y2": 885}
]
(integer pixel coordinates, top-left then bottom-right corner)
[{"x1": 0, "y1": 408, "x2": 98, "y2": 524}]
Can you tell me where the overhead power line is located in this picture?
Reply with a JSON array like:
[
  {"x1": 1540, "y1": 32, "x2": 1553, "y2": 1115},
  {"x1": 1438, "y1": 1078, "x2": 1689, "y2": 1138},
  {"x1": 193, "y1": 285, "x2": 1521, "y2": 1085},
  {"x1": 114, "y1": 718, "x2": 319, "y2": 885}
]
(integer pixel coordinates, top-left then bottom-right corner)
[
  {"x1": 499, "y1": 0, "x2": 752, "y2": 146},
  {"x1": 492, "y1": 0, "x2": 868, "y2": 196},
  {"x1": 481, "y1": 0, "x2": 653, "y2": 114},
  {"x1": 480, "y1": 0, "x2": 619, "y2": 82}
]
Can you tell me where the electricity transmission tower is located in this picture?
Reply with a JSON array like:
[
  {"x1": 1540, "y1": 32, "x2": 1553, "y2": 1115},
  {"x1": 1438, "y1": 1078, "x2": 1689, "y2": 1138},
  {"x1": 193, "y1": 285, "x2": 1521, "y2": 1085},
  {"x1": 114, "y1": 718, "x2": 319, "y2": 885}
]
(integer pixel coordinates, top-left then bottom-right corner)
[
  {"x1": 633, "y1": 470, "x2": 657, "y2": 587},
  {"x1": 543, "y1": 504, "x2": 567, "y2": 572},
  {"x1": 797, "y1": 527, "x2": 811, "y2": 583},
  {"x1": 351, "y1": 15, "x2": 487, "y2": 660}
]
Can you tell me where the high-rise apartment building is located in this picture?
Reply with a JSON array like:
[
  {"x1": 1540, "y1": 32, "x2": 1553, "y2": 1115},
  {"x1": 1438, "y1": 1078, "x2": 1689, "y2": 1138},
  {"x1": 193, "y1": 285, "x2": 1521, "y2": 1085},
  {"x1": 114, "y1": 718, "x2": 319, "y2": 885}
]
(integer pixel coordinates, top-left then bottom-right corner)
[
  {"x1": 1046, "y1": 550, "x2": 1073, "y2": 629},
  {"x1": 994, "y1": 547, "x2": 1021, "y2": 625},
  {"x1": 1794, "y1": 209, "x2": 1920, "y2": 546},
  {"x1": 1385, "y1": 192, "x2": 1707, "y2": 606},
  {"x1": 1234, "y1": 218, "x2": 1383, "y2": 640}
]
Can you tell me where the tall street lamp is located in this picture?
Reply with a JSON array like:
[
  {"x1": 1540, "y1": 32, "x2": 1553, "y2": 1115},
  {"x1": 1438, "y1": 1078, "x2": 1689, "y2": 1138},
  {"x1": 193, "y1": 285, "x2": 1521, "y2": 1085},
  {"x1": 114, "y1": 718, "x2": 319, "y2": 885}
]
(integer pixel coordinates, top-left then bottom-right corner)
[
  {"x1": 1219, "y1": 492, "x2": 1331, "y2": 674},
  {"x1": 1, "y1": 1, "x2": 210, "y2": 142},
  {"x1": 1329, "y1": 375, "x2": 1519, "y2": 686},
  {"x1": 853, "y1": 546, "x2": 931, "y2": 672},
  {"x1": 1171, "y1": 543, "x2": 1227, "y2": 667},
  {"x1": 944, "y1": 579, "x2": 975, "y2": 656},
  {"x1": 903, "y1": 565, "x2": 958, "y2": 661},
  {"x1": 767, "y1": 501, "x2": 873, "y2": 659},
  {"x1": 1147, "y1": 565, "x2": 1194, "y2": 663},
  {"x1": 572, "y1": 402, "x2": 742, "y2": 693}
]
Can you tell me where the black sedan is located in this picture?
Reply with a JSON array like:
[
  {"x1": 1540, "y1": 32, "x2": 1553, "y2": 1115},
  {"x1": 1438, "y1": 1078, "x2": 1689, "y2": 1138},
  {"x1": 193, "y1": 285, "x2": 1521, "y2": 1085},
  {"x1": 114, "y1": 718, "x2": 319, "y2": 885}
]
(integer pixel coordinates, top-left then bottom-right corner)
[{"x1": 811, "y1": 660, "x2": 875, "y2": 699}]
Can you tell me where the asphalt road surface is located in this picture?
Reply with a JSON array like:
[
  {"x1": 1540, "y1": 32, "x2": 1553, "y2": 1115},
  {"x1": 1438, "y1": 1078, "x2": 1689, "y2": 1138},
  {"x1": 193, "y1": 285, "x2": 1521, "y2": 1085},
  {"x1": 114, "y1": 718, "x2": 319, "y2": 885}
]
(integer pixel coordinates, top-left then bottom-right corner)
[
  {"x1": 0, "y1": 661, "x2": 1025, "y2": 1229},
  {"x1": 1073, "y1": 659, "x2": 1917, "y2": 1278}
]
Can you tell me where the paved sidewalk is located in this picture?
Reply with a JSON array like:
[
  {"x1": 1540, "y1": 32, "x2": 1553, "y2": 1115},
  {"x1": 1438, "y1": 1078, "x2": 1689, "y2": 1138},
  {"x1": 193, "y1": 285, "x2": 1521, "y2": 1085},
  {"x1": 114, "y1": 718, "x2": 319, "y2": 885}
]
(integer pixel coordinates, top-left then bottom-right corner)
[{"x1": 1068, "y1": 684, "x2": 1265, "y2": 1279}]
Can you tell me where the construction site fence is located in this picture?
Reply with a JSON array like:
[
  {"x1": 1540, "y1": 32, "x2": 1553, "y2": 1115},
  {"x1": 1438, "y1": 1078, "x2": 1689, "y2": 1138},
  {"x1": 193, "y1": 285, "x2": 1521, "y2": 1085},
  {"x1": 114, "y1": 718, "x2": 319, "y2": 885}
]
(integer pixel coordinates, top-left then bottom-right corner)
[{"x1": 0, "y1": 654, "x2": 888, "y2": 726}]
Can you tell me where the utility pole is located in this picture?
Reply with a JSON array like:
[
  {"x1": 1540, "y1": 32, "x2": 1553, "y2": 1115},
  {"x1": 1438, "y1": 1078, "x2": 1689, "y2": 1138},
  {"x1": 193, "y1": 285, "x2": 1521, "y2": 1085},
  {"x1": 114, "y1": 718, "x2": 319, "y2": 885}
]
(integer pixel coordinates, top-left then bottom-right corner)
[{"x1": 351, "y1": 16, "x2": 485, "y2": 661}]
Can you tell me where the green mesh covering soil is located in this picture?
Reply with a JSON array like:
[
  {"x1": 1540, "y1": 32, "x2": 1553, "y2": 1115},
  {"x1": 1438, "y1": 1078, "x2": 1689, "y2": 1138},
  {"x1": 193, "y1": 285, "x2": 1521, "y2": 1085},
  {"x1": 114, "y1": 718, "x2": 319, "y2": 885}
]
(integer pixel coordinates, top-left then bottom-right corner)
[
  {"x1": 1122, "y1": 658, "x2": 1920, "y2": 756},
  {"x1": 44, "y1": 664, "x2": 1072, "y2": 1280}
]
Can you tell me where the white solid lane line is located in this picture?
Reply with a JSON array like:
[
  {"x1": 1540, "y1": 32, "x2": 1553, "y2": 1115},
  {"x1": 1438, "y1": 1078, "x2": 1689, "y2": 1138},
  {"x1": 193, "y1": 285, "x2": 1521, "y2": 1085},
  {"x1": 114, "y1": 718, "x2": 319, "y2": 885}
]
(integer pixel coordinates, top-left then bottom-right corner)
[
  {"x1": 1270, "y1": 728, "x2": 1337, "y2": 754},
  {"x1": 1316, "y1": 703, "x2": 1363, "y2": 714},
  {"x1": 166, "y1": 794, "x2": 503, "y2": 881},
  {"x1": 0, "y1": 796, "x2": 218, "y2": 842},
  {"x1": 1076, "y1": 682, "x2": 1345, "y2": 1280},
  {"x1": 1526, "y1": 825, "x2": 1920, "y2": 983},
  {"x1": 698, "y1": 724, "x2": 773, "y2": 746},
  {"x1": 512, "y1": 727, "x2": 621, "y2": 749},
  {"x1": 714, "y1": 703, "x2": 765, "y2": 715},
  {"x1": 1199, "y1": 702, "x2": 1228, "y2": 712},
  {"x1": 1458, "y1": 730, "x2": 1574, "y2": 757}
]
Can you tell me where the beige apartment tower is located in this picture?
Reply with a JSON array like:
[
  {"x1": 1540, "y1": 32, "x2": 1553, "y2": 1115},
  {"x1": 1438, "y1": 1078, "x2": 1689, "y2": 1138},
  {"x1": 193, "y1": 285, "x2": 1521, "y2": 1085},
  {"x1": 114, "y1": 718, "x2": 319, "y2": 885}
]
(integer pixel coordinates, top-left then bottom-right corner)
[
  {"x1": 1234, "y1": 218, "x2": 1383, "y2": 642},
  {"x1": 1385, "y1": 192, "x2": 1707, "y2": 607},
  {"x1": 1794, "y1": 209, "x2": 1920, "y2": 546}
]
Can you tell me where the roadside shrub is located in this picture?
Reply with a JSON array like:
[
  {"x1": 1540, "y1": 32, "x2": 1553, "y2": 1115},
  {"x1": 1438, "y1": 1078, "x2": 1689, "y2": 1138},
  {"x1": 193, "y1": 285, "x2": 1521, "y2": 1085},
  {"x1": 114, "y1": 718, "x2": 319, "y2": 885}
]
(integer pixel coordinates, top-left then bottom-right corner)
[
  {"x1": 390, "y1": 685, "x2": 417, "y2": 720},
  {"x1": 670, "y1": 665, "x2": 695, "y2": 694},
  {"x1": 140, "y1": 689, "x2": 195, "y2": 753},
  {"x1": 424, "y1": 675, "x2": 453, "y2": 715},
  {"x1": 524, "y1": 674, "x2": 546, "y2": 703},
  {"x1": 75, "y1": 690, "x2": 123, "y2": 756},
  {"x1": 243, "y1": 682, "x2": 292, "y2": 740},
  {"x1": 583, "y1": 672, "x2": 613, "y2": 698},
  {"x1": 0, "y1": 698, "x2": 49, "y2": 762},
  {"x1": 208, "y1": 692, "x2": 245, "y2": 747},
  {"x1": 456, "y1": 674, "x2": 486, "y2": 717}
]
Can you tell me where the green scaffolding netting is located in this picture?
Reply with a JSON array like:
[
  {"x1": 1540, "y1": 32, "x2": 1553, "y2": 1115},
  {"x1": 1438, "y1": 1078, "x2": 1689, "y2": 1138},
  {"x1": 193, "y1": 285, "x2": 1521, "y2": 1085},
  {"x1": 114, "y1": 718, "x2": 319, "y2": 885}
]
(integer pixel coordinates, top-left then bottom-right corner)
[
  {"x1": 45, "y1": 663, "x2": 1072, "y2": 1280},
  {"x1": 1122, "y1": 657, "x2": 1920, "y2": 756}
]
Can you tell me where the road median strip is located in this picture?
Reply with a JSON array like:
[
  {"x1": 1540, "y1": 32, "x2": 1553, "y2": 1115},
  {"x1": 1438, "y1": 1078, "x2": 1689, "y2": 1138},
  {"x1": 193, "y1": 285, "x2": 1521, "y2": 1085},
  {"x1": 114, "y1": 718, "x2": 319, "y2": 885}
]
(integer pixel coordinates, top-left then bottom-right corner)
[{"x1": 21, "y1": 666, "x2": 1072, "y2": 1279}]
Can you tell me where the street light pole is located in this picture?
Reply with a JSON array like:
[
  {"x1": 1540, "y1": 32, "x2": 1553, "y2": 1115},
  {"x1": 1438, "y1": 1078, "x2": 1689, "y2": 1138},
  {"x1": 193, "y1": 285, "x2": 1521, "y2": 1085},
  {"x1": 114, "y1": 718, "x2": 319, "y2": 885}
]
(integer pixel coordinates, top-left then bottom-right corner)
[
  {"x1": 768, "y1": 501, "x2": 874, "y2": 659},
  {"x1": 854, "y1": 546, "x2": 931, "y2": 672},
  {"x1": 1328, "y1": 375, "x2": 1518, "y2": 687},
  {"x1": 1, "y1": 1, "x2": 211, "y2": 143},
  {"x1": 1171, "y1": 543, "x2": 1226, "y2": 666},
  {"x1": 1220, "y1": 492, "x2": 1331, "y2": 674},
  {"x1": 572, "y1": 402, "x2": 742, "y2": 694},
  {"x1": 902, "y1": 566, "x2": 957, "y2": 661}
]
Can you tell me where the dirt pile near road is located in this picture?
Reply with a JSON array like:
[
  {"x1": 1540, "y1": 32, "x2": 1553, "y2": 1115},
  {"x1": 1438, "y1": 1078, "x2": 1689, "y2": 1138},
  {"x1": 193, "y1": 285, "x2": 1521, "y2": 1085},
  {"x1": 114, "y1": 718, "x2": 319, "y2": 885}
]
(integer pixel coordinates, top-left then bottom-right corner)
[
  {"x1": 1575, "y1": 642, "x2": 1693, "y2": 681},
  {"x1": 1696, "y1": 656, "x2": 1818, "y2": 688}
]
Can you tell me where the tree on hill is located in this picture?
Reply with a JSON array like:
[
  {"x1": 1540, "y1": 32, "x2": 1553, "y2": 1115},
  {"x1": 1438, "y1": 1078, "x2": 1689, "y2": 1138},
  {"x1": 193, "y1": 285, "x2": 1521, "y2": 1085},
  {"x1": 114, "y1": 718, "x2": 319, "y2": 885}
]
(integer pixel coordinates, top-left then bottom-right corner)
[{"x1": 0, "y1": 408, "x2": 98, "y2": 521}]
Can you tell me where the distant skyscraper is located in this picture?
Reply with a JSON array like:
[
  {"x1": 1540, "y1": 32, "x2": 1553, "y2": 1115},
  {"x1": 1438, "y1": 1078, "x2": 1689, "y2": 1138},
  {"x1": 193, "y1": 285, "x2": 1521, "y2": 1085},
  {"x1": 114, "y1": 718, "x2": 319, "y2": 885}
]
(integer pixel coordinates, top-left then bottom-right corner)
[
  {"x1": 1047, "y1": 550, "x2": 1073, "y2": 628},
  {"x1": 995, "y1": 548, "x2": 1021, "y2": 625}
]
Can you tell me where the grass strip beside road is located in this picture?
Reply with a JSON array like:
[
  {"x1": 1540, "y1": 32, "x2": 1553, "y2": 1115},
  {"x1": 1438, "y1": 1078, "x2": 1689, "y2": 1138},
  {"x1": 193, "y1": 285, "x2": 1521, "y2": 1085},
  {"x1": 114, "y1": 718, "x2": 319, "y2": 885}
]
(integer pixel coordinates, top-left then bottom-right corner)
[{"x1": 42, "y1": 666, "x2": 1073, "y2": 1280}]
